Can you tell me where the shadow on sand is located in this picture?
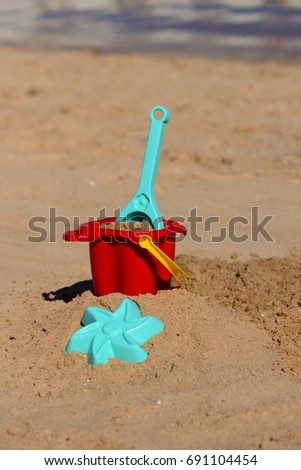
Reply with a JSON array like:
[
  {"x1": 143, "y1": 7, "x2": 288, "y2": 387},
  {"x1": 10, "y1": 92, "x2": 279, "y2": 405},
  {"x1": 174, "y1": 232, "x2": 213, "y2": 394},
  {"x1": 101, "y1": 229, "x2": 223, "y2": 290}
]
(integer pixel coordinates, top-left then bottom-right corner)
[{"x1": 42, "y1": 279, "x2": 94, "y2": 303}]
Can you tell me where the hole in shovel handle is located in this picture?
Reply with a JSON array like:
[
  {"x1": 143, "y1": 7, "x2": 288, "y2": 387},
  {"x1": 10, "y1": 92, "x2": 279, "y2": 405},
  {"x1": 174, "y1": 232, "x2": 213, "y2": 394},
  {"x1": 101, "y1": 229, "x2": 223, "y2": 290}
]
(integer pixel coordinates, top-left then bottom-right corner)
[{"x1": 150, "y1": 106, "x2": 170, "y2": 124}]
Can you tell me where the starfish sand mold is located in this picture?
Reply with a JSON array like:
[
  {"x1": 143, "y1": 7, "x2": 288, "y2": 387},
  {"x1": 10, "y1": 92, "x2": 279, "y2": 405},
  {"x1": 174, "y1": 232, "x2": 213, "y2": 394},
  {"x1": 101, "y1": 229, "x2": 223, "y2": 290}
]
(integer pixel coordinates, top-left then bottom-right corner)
[{"x1": 66, "y1": 298, "x2": 164, "y2": 365}]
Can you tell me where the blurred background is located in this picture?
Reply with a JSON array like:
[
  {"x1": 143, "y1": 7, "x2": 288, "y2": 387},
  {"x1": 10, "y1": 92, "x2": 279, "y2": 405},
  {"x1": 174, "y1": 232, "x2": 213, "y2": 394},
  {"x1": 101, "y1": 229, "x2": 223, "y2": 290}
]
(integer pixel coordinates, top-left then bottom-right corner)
[{"x1": 1, "y1": 0, "x2": 301, "y2": 60}]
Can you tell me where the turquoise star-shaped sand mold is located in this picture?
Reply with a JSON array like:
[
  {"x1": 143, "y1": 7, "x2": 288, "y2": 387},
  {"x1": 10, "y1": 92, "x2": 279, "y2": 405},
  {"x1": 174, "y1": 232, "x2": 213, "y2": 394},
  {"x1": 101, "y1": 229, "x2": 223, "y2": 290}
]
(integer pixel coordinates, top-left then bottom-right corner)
[{"x1": 66, "y1": 299, "x2": 164, "y2": 365}]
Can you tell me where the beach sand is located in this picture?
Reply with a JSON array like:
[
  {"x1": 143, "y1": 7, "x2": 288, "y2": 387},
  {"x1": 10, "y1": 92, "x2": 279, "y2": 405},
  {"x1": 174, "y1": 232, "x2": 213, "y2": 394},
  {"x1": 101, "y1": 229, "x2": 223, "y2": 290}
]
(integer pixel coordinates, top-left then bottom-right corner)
[{"x1": 0, "y1": 46, "x2": 301, "y2": 450}]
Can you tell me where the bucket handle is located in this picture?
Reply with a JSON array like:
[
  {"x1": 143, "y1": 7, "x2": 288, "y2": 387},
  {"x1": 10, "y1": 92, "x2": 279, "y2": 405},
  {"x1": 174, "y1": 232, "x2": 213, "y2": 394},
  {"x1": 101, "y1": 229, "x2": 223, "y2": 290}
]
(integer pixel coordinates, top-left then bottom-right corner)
[{"x1": 138, "y1": 235, "x2": 189, "y2": 284}]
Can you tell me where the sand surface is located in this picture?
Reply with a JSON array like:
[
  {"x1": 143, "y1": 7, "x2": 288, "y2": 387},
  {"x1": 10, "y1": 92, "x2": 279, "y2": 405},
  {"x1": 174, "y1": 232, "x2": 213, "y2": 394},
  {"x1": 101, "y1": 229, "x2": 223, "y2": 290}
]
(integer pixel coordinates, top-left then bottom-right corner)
[{"x1": 0, "y1": 47, "x2": 301, "y2": 450}]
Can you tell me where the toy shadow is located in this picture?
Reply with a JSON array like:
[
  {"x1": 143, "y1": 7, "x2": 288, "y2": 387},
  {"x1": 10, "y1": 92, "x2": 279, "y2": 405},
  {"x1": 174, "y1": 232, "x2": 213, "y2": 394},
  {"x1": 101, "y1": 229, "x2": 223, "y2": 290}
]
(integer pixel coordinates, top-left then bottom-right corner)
[{"x1": 42, "y1": 280, "x2": 94, "y2": 303}]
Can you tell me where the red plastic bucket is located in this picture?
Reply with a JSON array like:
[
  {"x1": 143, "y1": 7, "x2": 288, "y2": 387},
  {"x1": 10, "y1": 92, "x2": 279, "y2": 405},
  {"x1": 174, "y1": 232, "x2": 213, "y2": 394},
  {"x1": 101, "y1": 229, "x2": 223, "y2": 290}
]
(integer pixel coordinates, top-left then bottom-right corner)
[{"x1": 63, "y1": 217, "x2": 186, "y2": 296}]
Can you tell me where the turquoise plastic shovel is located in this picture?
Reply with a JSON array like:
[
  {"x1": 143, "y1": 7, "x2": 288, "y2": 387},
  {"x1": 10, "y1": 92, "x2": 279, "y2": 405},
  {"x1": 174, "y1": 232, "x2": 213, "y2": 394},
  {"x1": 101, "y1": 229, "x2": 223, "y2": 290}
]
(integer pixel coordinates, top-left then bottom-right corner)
[{"x1": 116, "y1": 105, "x2": 170, "y2": 230}]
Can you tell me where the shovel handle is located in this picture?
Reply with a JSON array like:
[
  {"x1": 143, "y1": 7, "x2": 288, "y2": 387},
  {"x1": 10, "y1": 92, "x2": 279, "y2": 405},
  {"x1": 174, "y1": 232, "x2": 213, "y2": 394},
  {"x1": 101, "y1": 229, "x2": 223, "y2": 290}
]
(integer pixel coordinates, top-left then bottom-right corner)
[{"x1": 137, "y1": 106, "x2": 170, "y2": 198}]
